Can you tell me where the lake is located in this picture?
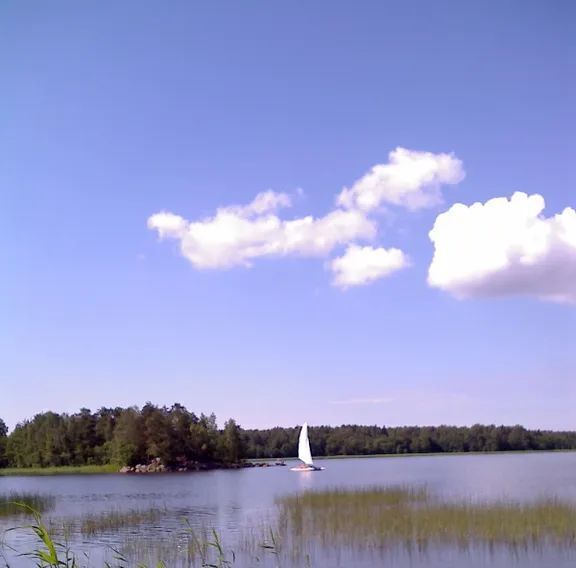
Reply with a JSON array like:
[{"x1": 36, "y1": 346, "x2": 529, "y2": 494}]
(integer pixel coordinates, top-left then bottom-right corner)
[{"x1": 2, "y1": 451, "x2": 576, "y2": 567}]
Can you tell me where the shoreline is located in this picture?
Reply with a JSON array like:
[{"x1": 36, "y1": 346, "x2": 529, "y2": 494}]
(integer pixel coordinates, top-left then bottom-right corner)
[
  {"x1": 0, "y1": 464, "x2": 119, "y2": 477},
  {"x1": 250, "y1": 447, "x2": 576, "y2": 462},
  {"x1": 1, "y1": 448, "x2": 575, "y2": 477}
]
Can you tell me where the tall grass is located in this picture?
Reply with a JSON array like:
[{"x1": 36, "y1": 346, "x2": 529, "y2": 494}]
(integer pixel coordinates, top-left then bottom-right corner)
[
  {"x1": 2, "y1": 504, "x2": 79, "y2": 567},
  {"x1": 278, "y1": 486, "x2": 576, "y2": 550},
  {"x1": 5, "y1": 508, "x2": 253, "y2": 568},
  {"x1": 78, "y1": 508, "x2": 163, "y2": 536},
  {"x1": 4, "y1": 487, "x2": 576, "y2": 566},
  {"x1": 0, "y1": 492, "x2": 55, "y2": 516}
]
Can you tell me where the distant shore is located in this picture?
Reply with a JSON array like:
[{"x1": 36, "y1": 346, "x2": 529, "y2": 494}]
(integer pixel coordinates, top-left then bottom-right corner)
[
  {"x1": 251, "y1": 447, "x2": 576, "y2": 462},
  {"x1": 2, "y1": 448, "x2": 575, "y2": 477},
  {"x1": 0, "y1": 461, "x2": 277, "y2": 477}
]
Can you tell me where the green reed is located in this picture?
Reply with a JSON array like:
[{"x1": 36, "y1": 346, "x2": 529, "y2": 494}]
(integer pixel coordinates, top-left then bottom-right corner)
[
  {"x1": 0, "y1": 492, "x2": 55, "y2": 517},
  {"x1": 5, "y1": 487, "x2": 576, "y2": 566},
  {"x1": 78, "y1": 508, "x2": 163, "y2": 536},
  {"x1": 277, "y1": 486, "x2": 576, "y2": 550}
]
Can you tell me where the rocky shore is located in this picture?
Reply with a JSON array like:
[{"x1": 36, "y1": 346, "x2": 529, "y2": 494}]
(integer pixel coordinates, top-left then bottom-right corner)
[{"x1": 119, "y1": 457, "x2": 284, "y2": 473}]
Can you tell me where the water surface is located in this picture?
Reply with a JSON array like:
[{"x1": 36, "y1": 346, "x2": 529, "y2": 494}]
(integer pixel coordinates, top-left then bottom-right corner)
[{"x1": 2, "y1": 452, "x2": 576, "y2": 567}]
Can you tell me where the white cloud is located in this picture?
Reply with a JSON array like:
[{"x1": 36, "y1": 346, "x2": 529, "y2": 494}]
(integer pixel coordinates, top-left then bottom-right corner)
[
  {"x1": 428, "y1": 192, "x2": 576, "y2": 303},
  {"x1": 329, "y1": 245, "x2": 409, "y2": 289},
  {"x1": 337, "y1": 147, "x2": 465, "y2": 212},
  {"x1": 148, "y1": 212, "x2": 188, "y2": 239},
  {"x1": 148, "y1": 191, "x2": 376, "y2": 269},
  {"x1": 148, "y1": 147, "x2": 463, "y2": 285},
  {"x1": 230, "y1": 189, "x2": 292, "y2": 216}
]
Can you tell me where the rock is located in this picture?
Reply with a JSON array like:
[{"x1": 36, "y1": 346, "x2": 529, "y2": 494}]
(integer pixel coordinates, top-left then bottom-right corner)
[{"x1": 120, "y1": 458, "x2": 253, "y2": 474}]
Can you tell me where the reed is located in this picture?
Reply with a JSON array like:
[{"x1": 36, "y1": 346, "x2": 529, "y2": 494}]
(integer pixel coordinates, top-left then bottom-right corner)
[
  {"x1": 115, "y1": 526, "x2": 277, "y2": 568},
  {"x1": 5, "y1": 488, "x2": 576, "y2": 566},
  {"x1": 277, "y1": 486, "x2": 576, "y2": 550},
  {"x1": 0, "y1": 492, "x2": 55, "y2": 516},
  {"x1": 78, "y1": 508, "x2": 163, "y2": 536}
]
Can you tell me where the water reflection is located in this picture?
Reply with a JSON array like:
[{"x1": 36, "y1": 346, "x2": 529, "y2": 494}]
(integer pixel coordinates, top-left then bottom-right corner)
[{"x1": 295, "y1": 469, "x2": 316, "y2": 491}]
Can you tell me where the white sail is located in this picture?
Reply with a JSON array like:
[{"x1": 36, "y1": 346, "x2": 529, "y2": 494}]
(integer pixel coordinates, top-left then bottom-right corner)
[{"x1": 298, "y1": 422, "x2": 314, "y2": 465}]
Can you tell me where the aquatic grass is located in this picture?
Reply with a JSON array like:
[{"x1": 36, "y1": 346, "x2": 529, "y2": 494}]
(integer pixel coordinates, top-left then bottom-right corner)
[
  {"x1": 277, "y1": 486, "x2": 576, "y2": 551},
  {"x1": 280, "y1": 485, "x2": 429, "y2": 509},
  {"x1": 118, "y1": 528, "x2": 240, "y2": 568},
  {"x1": 5, "y1": 488, "x2": 576, "y2": 567},
  {"x1": 0, "y1": 492, "x2": 55, "y2": 517},
  {"x1": 79, "y1": 508, "x2": 163, "y2": 536},
  {"x1": 47, "y1": 508, "x2": 166, "y2": 538},
  {"x1": 0, "y1": 464, "x2": 118, "y2": 477},
  {"x1": 48, "y1": 512, "x2": 241, "y2": 566}
]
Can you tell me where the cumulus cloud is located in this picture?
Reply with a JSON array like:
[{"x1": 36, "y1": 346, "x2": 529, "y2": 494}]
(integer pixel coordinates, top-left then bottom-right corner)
[
  {"x1": 148, "y1": 147, "x2": 463, "y2": 286},
  {"x1": 428, "y1": 192, "x2": 576, "y2": 303},
  {"x1": 329, "y1": 245, "x2": 409, "y2": 289},
  {"x1": 229, "y1": 189, "x2": 292, "y2": 216},
  {"x1": 337, "y1": 147, "x2": 464, "y2": 212},
  {"x1": 148, "y1": 212, "x2": 188, "y2": 239},
  {"x1": 148, "y1": 191, "x2": 376, "y2": 269}
]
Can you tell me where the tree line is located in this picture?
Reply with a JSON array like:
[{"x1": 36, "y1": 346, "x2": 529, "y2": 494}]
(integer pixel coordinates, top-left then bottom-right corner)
[
  {"x1": 1, "y1": 406, "x2": 576, "y2": 469},
  {"x1": 242, "y1": 424, "x2": 576, "y2": 458},
  {"x1": 0, "y1": 404, "x2": 243, "y2": 469}
]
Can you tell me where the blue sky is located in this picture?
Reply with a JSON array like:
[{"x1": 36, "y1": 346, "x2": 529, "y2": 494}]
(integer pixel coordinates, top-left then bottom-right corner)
[{"x1": 2, "y1": 1, "x2": 575, "y2": 431}]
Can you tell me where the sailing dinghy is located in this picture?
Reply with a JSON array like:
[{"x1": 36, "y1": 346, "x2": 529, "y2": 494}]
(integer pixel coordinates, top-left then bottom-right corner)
[{"x1": 290, "y1": 422, "x2": 324, "y2": 471}]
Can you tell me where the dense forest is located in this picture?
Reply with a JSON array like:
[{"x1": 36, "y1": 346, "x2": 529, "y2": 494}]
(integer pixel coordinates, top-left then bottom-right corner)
[
  {"x1": 0, "y1": 405, "x2": 244, "y2": 469},
  {"x1": 1, "y1": 405, "x2": 576, "y2": 469},
  {"x1": 243, "y1": 424, "x2": 576, "y2": 458}
]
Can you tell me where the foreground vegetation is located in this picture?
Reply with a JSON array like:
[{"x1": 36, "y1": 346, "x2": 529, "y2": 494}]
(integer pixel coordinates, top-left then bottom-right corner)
[
  {"x1": 278, "y1": 487, "x2": 576, "y2": 549},
  {"x1": 1, "y1": 405, "x2": 576, "y2": 472},
  {"x1": 3, "y1": 487, "x2": 576, "y2": 566}
]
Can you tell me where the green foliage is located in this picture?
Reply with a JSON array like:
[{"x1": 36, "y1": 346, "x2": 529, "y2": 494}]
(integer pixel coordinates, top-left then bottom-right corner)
[
  {"x1": 2, "y1": 405, "x2": 576, "y2": 472},
  {"x1": 5, "y1": 504, "x2": 70, "y2": 567},
  {"x1": 110, "y1": 407, "x2": 146, "y2": 466},
  {"x1": 0, "y1": 405, "x2": 246, "y2": 470},
  {"x1": 220, "y1": 419, "x2": 244, "y2": 464},
  {"x1": 189, "y1": 413, "x2": 218, "y2": 462},
  {"x1": 243, "y1": 423, "x2": 576, "y2": 459},
  {"x1": 0, "y1": 416, "x2": 7, "y2": 467}
]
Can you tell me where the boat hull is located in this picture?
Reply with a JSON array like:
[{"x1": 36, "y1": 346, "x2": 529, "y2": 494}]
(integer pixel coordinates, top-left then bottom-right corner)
[{"x1": 290, "y1": 465, "x2": 324, "y2": 472}]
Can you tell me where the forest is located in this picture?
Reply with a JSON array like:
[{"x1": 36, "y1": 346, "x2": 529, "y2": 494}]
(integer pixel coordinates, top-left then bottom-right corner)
[
  {"x1": 0, "y1": 404, "x2": 243, "y2": 469},
  {"x1": 243, "y1": 423, "x2": 576, "y2": 458},
  {"x1": 1, "y1": 405, "x2": 576, "y2": 469}
]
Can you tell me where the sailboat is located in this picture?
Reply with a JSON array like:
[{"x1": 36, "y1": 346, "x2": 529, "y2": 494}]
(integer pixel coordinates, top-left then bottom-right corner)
[{"x1": 290, "y1": 422, "x2": 324, "y2": 471}]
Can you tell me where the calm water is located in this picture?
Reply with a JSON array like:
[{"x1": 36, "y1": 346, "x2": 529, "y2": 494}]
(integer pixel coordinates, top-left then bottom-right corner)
[{"x1": 2, "y1": 452, "x2": 576, "y2": 567}]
